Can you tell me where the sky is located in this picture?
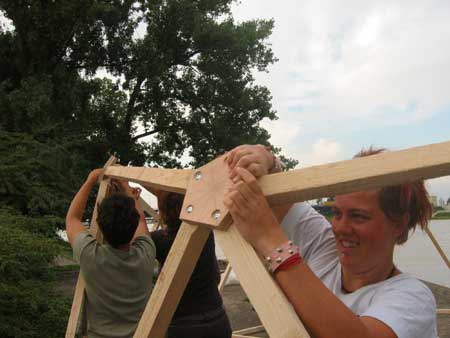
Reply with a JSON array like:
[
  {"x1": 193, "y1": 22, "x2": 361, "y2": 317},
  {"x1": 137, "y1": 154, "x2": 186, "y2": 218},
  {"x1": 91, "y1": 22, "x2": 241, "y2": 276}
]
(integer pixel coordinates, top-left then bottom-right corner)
[
  {"x1": 228, "y1": 0, "x2": 450, "y2": 202},
  {"x1": 1, "y1": 2, "x2": 449, "y2": 202}
]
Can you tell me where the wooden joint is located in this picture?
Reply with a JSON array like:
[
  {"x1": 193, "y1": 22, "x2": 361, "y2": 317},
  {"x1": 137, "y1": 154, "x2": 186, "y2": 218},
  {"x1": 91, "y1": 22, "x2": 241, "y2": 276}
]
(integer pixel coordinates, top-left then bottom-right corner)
[{"x1": 180, "y1": 156, "x2": 232, "y2": 230}]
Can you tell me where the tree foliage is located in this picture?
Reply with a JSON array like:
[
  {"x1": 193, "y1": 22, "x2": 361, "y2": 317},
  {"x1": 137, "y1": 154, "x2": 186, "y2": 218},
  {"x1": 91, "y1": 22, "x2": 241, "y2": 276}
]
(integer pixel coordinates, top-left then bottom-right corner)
[
  {"x1": 0, "y1": 208, "x2": 70, "y2": 338},
  {"x1": 0, "y1": 130, "x2": 83, "y2": 217},
  {"x1": 0, "y1": 0, "x2": 297, "y2": 168}
]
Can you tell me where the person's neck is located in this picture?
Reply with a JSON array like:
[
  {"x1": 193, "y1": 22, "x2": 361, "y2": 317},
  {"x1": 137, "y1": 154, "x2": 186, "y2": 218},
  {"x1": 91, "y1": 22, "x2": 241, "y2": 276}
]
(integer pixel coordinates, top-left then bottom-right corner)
[{"x1": 341, "y1": 259, "x2": 398, "y2": 293}]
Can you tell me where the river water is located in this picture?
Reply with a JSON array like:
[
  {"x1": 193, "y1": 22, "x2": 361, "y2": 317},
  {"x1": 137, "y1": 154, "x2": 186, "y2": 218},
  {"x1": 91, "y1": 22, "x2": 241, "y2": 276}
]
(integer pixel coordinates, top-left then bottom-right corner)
[{"x1": 395, "y1": 219, "x2": 450, "y2": 287}]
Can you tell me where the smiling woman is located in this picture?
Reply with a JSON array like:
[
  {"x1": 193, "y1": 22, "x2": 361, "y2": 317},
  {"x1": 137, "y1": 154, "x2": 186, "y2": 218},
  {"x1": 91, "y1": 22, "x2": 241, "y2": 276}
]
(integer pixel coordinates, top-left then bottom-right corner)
[{"x1": 223, "y1": 144, "x2": 437, "y2": 338}]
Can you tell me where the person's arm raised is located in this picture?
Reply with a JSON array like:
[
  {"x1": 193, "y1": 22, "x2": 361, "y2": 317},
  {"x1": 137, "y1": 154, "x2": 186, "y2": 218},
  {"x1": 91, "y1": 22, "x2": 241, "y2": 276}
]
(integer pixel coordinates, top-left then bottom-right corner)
[
  {"x1": 132, "y1": 188, "x2": 150, "y2": 239},
  {"x1": 66, "y1": 169, "x2": 103, "y2": 247},
  {"x1": 224, "y1": 167, "x2": 397, "y2": 338}
]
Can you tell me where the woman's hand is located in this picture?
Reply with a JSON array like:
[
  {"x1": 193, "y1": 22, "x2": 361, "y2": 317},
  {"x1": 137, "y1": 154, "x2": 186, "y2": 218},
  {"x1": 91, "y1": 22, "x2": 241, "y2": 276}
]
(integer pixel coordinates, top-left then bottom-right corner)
[
  {"x1": 130, "y1": 186, "x2": 142, "y2": 200},
  {"x1": 225, "y1": 144, "x2": 275, "y2": 180},
  {"x1": 224, "y1": 167, "x2": 288, "y2": 255},
  {"x1": 86, "y1": 168, "x2": 105, "y2": 185}
]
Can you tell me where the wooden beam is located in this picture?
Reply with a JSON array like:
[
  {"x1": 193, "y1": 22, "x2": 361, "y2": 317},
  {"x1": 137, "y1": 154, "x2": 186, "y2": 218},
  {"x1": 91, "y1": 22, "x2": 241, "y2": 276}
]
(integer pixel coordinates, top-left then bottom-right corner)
[
  {"x1": 437, "y1": 309, "x2": 450, "y2": 315},
  {"x1": 65, "y1": 275, "x2": 87, "y2": 338},
  {"x1": 65, "y1": 157, "x2": 117, "y2": 338},
  {"x1": 89, "y1": 178, "x2": 112, "y2": 241},
  {"x1": 214, "y1": 224, "x2": 311, "y2": 338},
  {"x1": 232, "y1": 335, "x2": 259, "y2": 338},
  {"x1": 260, "y1": 140, "x2": 450, "y2": 205},
  {"x1": 218, "y1": 263, "x2": 232, "y2": 294},
  {"x1": 233, "y1": 325, "x2": 265, "y2": 335},
  {"x1": 105, "y1": 166, "x2": 193, "y2": 194},
  {"x1": 133, "y1": 222, "x2": 211, "y2": 338}
]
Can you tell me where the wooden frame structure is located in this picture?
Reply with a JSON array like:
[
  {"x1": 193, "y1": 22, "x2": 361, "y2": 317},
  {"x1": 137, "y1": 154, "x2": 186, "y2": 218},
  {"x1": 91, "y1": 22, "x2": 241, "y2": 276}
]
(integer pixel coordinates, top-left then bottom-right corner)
[{"x1": 66, "y1": 140, "x2": 450, "y2": 338}]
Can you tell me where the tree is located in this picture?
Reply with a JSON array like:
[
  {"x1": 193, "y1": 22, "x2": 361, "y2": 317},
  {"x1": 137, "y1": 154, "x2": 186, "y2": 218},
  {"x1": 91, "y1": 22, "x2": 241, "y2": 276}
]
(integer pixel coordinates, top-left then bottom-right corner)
[
  {"x1": 0, "y1": 208, "x2": 70, "y2": 338},
  {"x1": 0, "y1": 0, "x2": 297, "y2": 169},
  {"x1": 0, "y1": 130, "x2": 83, "y2": 217}
]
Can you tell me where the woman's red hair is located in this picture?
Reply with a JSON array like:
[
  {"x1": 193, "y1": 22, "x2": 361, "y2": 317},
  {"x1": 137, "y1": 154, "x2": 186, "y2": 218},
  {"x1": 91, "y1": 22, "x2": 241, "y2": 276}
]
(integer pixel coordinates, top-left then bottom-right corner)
[{"x1": 354, "y1": 147, "x2": 432, "y2": 244}]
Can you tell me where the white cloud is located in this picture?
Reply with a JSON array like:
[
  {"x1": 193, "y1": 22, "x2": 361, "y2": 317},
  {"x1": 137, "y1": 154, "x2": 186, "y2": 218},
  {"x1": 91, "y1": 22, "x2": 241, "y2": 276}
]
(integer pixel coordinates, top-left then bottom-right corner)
[
  {"x1": 232, "y1": 0, "x2": 450, "y2": 133},
  {"x1": 309, "y1": 138, "x2": 344, "y2": 166},
  {"x1": 260, "y1": 119, "x2": 302, "y2": 149},
  {"x1": 286, "y1": 138, "x2": 344, "y2": 168}
]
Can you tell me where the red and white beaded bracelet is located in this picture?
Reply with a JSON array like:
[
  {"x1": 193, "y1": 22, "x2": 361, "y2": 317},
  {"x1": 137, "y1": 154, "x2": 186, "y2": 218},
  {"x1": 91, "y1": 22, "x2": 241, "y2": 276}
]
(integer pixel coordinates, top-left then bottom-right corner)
[{"x1": 264, "y1": 240, "x2": 302, "y2": 274}]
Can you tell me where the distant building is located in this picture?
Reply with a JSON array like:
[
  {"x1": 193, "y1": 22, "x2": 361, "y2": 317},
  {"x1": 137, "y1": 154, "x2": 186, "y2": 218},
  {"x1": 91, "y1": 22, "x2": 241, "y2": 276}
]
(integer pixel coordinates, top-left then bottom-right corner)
[
  {"x1": 428, "y1": 195, "x2": 438, "y2": 207},
  {"x1": 439, "y1": 198, "x2": 445, "y2": 207}
]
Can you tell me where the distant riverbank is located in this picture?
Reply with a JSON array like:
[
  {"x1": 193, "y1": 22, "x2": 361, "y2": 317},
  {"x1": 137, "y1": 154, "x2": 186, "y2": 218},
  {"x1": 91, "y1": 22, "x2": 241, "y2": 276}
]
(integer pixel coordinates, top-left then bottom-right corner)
[{"x1": 433, "y1": 212, "x2": 450, "y2": 220}]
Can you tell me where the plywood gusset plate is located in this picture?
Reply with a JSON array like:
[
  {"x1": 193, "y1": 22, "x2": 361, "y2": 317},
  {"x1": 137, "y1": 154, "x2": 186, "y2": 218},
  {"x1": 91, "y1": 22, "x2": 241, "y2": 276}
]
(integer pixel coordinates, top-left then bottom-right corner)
[{"x1": 180, "y1": 155, "x2": 233, "y2": 229}]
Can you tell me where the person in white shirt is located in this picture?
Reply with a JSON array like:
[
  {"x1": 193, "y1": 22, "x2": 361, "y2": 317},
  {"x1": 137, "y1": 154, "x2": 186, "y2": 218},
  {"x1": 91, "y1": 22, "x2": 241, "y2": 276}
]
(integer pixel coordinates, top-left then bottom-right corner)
[{"x1": 223, "y1": 144, "x2": 437, "y2": 338}]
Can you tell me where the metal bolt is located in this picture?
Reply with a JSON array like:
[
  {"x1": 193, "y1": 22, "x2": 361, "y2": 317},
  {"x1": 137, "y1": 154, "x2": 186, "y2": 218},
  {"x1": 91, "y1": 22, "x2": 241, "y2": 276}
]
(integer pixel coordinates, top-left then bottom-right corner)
[
  {"x1": 194, "y1": 171, "x2": 202, "y2": 181},
  {"x1": 186, "y1": 205, "x2": 194, "y2": 213},
  {"x1": 212, "y1": 209, "x2": 221, "y2": 220}
]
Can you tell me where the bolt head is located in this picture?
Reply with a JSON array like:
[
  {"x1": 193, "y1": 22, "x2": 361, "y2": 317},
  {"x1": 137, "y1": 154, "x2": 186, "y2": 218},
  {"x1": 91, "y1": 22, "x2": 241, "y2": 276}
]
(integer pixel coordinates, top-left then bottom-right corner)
[
  {"x1": 194, "y1": 171, "x2": 202, "y2": 180},
  {"x1": 186, "y1": 205, "x2": 194, "y2": 213},
  {"x1": 212, "y1": 209, "x2": 221, "y2": 220}
]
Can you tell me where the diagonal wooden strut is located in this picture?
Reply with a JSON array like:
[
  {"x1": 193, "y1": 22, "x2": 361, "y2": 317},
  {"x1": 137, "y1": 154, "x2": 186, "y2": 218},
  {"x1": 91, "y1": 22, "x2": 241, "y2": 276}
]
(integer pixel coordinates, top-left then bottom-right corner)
[
  {"x1": 215, "y1": 224, "x2": 310, "y2": 338},
  {"x1": 66, "y1": 156, "x2": 117, "y2": 338},
  {"x1": 133, "y1": 222, "x2": 211, "y2": 338}
]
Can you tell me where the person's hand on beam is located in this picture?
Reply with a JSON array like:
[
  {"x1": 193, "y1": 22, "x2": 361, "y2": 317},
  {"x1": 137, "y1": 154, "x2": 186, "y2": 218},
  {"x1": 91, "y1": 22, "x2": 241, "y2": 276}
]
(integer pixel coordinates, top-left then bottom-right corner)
[
  {"x1": 225, "y1": 144, "x2": 278, "y2": 179},
  {"x1": 224, "y1": 167, "x2": 288, "y2": 256}
]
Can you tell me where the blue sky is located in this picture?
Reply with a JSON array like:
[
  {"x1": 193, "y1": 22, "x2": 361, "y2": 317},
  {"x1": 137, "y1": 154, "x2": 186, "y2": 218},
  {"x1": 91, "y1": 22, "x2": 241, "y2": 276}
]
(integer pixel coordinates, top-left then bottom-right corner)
[{"x1": 231, "y1": 0, "x2": 450, "y2": 202}]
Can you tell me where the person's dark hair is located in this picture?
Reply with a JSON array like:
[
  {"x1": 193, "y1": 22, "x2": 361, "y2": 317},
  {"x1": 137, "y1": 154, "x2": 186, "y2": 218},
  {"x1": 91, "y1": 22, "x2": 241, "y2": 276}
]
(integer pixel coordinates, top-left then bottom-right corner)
[
  {"x1": 354, "y1": 147, "x2": 432, "y2": 244},
  {"x1": 97, "y1": 193, "x2": 140, "y2": 248},
  {"x1": 158, "y1": 192, "x2": 184, "y2": 235}
]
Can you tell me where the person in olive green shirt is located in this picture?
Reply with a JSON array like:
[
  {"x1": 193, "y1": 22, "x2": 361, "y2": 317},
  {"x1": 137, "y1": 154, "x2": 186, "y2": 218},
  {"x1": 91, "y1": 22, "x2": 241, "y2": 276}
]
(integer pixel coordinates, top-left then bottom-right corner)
[{"x1": 66, "y1": 169, "x2": 156, "y2": 338}]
